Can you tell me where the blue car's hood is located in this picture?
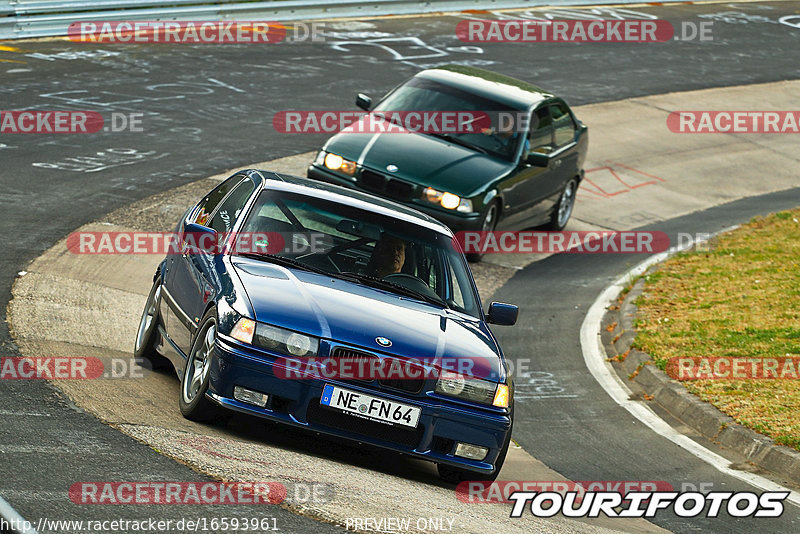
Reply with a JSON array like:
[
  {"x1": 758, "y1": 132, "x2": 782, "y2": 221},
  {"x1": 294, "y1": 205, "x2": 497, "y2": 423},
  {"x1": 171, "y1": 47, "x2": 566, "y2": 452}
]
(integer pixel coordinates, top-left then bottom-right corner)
[{"x1": 233, "y1": 260, "x2": 503, "y2": 381}]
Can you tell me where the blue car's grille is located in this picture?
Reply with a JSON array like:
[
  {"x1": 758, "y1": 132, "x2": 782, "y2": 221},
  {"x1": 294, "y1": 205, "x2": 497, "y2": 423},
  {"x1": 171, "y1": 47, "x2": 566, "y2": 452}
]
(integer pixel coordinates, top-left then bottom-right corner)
[
  {"x1": 306, "y1": 398, "x2": 424, "y2": 448},
  {"x1": 379, "y1": 377, "x2": 424, "y2": 395},
  {"x1": 331, "y1": 347, "x2": 424, "y2": 394},
  {"x1": 332, "y1": 347, "x2": 377, "y2": 364},
  {"x1": 331, "y1": 347, "x2": 377, "y2": 383},
  {"x1": 359, "y1": 169, "x2": 415, "y2": 202}
]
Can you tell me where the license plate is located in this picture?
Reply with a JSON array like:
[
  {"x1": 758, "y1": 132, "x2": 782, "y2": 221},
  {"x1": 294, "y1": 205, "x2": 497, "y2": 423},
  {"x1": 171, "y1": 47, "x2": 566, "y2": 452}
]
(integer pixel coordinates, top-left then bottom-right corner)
[{"x1": 320, "y1": 384, "x2": 421, "y2": 428}]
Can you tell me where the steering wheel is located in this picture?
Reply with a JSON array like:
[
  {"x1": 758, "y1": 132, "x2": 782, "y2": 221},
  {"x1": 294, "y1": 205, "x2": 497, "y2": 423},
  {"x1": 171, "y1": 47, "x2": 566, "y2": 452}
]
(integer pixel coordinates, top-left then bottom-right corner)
[{"x1": 382, "y1": 273, "x2": 440, "y2": 300}]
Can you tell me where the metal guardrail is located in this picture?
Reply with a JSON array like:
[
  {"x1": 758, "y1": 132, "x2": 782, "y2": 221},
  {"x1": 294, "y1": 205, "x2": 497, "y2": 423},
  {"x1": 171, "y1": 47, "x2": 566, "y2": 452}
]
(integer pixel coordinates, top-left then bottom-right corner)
[
  {"x1": 0, "y1": 0, "x2": 623, "y2": 40},
  {"x1": 7, "y1": 1, "x2": 227, "y2": 14}
]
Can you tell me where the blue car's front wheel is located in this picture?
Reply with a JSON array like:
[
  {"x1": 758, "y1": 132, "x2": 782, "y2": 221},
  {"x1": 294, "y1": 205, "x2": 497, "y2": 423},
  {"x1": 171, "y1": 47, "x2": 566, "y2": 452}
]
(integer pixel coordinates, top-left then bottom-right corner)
[
  {"x1": 179, "y1": 310, "x2": 224, "y2": 422},
  {"x1": 134, "y1": 273, "x2": 170, "y2": 370}
]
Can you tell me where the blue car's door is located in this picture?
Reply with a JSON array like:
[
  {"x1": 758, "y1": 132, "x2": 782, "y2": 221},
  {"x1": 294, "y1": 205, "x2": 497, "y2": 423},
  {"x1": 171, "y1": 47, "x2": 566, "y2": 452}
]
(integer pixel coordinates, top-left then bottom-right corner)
[
  {"x1": 163, "y1": 174, "x2": 247, "y2": 357},
  {"x1": 190, "y1": 176, "x2": 258, "y2": 321}
]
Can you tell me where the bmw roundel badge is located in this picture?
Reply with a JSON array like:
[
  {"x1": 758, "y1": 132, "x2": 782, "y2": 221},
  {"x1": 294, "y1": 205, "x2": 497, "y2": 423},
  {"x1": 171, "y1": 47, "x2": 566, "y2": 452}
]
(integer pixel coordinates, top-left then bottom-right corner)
[{"x1": 376, "y1": 337, "x2": 392, "y2": 347}]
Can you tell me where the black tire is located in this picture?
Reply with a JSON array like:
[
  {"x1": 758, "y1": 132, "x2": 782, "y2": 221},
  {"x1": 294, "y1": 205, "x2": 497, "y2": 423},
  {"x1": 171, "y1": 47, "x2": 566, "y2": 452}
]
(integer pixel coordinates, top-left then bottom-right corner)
[
  {"x1": 179, "y1": 309, "x2": 224, "y2": 422},
  {"x1": 133, "y1": 273, "x2": 171, "y2": 370},
  {"x1": 546, "y1": 178, "x2": 578, "y2": 231},
  {"x1": 436, "y1": 420, "x2": 513, "y2": 483},
  {"x1": 466, "y1": 201, "x2": 499, "y2": 263}
]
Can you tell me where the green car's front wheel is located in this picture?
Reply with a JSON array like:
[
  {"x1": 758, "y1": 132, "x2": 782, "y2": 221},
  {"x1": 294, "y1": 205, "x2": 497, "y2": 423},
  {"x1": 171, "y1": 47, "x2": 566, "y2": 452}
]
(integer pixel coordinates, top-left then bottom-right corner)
[
  {"x1": 547, "y1": 178, "x2": 578, "y2": 231},
  {"x1": 466, "y1": 201, "x2": 499, "y2": 263}
]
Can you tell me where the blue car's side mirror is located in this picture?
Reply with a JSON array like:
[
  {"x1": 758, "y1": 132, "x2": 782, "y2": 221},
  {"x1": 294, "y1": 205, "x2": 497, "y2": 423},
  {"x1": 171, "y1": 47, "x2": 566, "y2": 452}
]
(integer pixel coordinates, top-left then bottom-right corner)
[
  {"x1": 356, "y1": 93, "x2": 372, "y2": 111},
  {"x1": 182, "y1": 222, "x2": 217, "y2": 254},
  {"x1": 487, "y1": 302, "x2": 518, "y2": 326}
]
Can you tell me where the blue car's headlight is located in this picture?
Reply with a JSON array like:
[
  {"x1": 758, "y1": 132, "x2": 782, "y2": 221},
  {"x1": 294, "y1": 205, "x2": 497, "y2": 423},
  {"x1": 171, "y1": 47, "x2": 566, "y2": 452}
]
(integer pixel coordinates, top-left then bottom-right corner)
[
  {"x1": 230, "y1": 318, "x2": 319, "y2": 357},
  {"x1": 435, "y1": 371, "x2": 508, "y2": 407}
]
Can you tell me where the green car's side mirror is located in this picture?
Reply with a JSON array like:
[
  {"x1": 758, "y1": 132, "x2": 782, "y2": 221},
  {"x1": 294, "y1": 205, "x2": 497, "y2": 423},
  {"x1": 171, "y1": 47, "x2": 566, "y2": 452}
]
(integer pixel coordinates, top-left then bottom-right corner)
[
  {"x1": 525, "y1": 151, "x2": 550, "y2": 167},
  {"x1": 356, "y1": 93, "x2": 372, "y2": 111}
]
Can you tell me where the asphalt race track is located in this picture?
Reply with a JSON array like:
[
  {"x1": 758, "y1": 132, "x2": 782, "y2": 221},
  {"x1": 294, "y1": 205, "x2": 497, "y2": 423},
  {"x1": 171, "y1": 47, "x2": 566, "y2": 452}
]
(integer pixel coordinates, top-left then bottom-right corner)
[{"x1": 2, "y1": 2, "x2": 800, "y2": 533}]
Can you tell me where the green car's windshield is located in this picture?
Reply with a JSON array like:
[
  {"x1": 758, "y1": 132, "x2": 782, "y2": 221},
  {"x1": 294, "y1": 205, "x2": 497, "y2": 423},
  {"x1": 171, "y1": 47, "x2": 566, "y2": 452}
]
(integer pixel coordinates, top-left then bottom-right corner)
[
  {"x1": 235, "y1": 190, "x2": 480, "y2": 318},
  {"x1": 375, "y1": 77, "x2": 522, "y2": 161}
]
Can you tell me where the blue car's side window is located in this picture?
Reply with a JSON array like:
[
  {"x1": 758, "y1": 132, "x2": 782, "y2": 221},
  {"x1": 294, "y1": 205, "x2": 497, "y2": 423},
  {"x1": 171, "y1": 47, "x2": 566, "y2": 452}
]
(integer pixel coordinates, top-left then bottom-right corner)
[
  {"x1": 193, "y1": 175, "x2": 243, "y2": 226},
  {"x1": 209, "y1": 179, "x2": 256, "y2": 234}
]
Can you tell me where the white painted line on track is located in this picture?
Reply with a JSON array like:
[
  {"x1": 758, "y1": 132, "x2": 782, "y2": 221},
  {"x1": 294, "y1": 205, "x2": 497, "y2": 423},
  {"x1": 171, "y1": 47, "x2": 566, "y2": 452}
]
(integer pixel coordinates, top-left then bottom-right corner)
[
  {"x1": 0, "y1": 494, "x2": 38, "y2": 534},
  {"x1": 0, "y1": 410, "x2": 51, "y2": 417},
  {"x1": 579, "y1": 227, "x2": 800, "y2": 508}
]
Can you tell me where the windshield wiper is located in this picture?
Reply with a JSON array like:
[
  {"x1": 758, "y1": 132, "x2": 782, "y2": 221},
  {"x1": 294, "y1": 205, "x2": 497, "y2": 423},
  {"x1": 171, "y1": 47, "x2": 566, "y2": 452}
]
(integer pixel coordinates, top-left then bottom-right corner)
[
  {"x1": 333, "y1": 272, "x2": 448, "y2": 309},
  {"x1": 237, "y1": 252, "x2": 331, "y2": 276},
  {"x1": 427, "y1": 132, "x2": 488, "y2": 154}
]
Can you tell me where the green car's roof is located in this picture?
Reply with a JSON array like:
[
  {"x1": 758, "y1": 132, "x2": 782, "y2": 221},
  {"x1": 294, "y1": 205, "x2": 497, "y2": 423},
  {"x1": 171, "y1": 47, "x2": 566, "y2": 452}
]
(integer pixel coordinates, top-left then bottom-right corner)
[{"x1": 417, "y1": 65, "x2": 553, "y2": 110}]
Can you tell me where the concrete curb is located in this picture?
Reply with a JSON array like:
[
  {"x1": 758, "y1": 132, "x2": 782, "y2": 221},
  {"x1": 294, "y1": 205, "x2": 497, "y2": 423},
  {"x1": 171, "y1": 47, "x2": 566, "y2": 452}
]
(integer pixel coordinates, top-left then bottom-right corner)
[{"x1": 603, "y1": 276, "x2": 800, "y2": 487}]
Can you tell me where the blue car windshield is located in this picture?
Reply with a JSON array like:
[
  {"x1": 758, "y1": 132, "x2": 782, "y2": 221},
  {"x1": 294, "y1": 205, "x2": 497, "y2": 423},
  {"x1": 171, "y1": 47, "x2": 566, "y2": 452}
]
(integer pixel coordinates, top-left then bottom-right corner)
[
  {"x1": 235, "y1": 190, "x2": 480, "y2": 318},
  {"x1": 374, "y1": 77, "x2": 522, "y2": 161}
]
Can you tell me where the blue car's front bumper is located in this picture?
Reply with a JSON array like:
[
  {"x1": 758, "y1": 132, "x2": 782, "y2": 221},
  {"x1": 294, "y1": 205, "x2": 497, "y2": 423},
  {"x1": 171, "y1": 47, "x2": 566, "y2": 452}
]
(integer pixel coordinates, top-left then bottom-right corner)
[{"x1": 207, "y1": 337, "x2": 512, "y2": 474}]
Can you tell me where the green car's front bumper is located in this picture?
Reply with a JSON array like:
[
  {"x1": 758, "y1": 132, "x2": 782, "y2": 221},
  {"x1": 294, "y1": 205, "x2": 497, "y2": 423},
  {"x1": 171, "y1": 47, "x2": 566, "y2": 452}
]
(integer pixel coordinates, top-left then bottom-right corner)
[{"x1": 307, "y1": 164, "x2": 482, "y2": 233}]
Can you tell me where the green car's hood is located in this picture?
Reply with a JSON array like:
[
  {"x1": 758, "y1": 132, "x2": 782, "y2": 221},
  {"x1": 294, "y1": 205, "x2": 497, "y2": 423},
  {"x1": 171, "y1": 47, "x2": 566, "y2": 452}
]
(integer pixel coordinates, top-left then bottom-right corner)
[{"x1": 324, "y1": 132, "x2": 515, "y2": 197}]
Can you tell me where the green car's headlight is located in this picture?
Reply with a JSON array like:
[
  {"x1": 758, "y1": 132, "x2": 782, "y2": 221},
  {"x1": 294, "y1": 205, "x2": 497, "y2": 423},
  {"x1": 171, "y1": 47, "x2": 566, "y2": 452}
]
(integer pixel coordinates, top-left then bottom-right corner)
[
  {"x1": 435, "y1": 371, "x2": 507, "y2": 407},
  {"x1": 317, "y1": 150, "x2": 357, "y2": 176},
  {"x1": 422, "y1": 187, "x2": 473, "y2": 213},
  {"x1": 230, "y1": 318, "x2": 319, "y2": 357}
]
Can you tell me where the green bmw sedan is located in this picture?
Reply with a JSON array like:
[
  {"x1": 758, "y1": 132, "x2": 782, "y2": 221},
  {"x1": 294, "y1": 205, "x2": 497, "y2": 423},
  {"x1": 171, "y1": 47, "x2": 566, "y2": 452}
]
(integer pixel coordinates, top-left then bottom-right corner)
[{"x1": 307, "y1": 65, "x2": 588, "y2": 260}]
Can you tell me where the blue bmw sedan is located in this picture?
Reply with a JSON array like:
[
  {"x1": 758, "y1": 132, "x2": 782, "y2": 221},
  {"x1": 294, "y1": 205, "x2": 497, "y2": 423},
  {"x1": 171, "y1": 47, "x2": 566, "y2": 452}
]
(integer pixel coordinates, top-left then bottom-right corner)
[{"x1": 134, "y1": 169, "x2": 518, "y2": 482}]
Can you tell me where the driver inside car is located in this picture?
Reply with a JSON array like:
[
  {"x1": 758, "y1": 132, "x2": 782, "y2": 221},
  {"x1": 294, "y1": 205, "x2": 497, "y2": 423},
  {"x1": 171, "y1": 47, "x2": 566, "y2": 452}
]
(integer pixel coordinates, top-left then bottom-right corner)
[
  {"x1": 366, "y1": 234, "x2": 406, "y2": 279},
  {"x1": 481, "y1": 121, "x2": 526, "y2": 155}
]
